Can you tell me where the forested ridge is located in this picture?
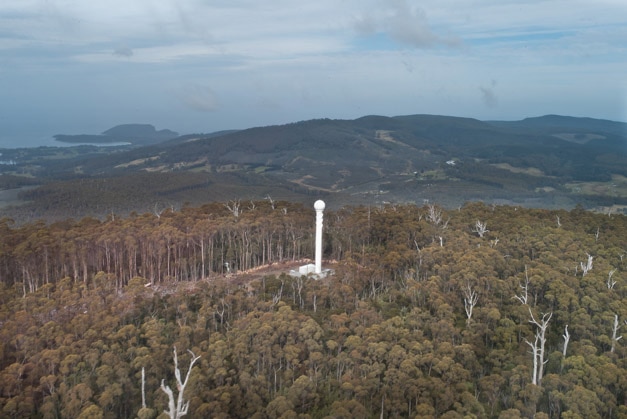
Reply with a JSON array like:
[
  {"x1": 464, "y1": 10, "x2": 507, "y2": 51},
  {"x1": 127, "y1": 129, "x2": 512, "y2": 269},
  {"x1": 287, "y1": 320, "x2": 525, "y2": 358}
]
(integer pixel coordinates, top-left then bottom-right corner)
[{"x1": 0, "y1": 201, "x2": 626, "y2": 418}]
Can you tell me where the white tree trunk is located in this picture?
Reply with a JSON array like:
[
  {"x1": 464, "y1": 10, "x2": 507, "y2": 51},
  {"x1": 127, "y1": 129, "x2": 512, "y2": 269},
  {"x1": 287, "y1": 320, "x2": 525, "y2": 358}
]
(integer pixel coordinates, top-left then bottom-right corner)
[
  {"x1": 526, "y1": 308, "x2": 552, "y2": 386},
  {"x1": 224, "y1": 200, "x2": 241, "y2": 218},
  {"x1": 611, "y1": 314, "x2": 622, "y2": 353},
  {"x1": 462, "y1": 282, "x2": 479, "y2": 322},
  {"x1": 160, "y1": 347, "x2": 201, "y2": 419},
  {"x1": 607, "y1": 269, "x2": 617, "y2": 290},
  {"x1": 426, "y1": 204, "x2": 442, "y2": 226},
  {"x1": 580, "y1": 253, "x2": 593, "y2": 276},
  {"x1": 141, "y1": 367, "x2": 146, "y2": 409},
  {"x1": 562, "y1": 325, "x2": 570, "y2": 358},
  {"x1": 525, "y1": 334, "x2": 540, "y2": 386}
]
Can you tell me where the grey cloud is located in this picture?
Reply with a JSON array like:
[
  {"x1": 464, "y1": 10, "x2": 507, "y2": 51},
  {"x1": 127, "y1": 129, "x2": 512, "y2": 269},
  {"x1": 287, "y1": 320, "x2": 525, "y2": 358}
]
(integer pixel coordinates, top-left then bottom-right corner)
[
  {"x1": 356, "y1": 0, "x2": 461, "y2": 49},
  {"x1": 113, "y1": 47, "x2": 134, "y2": 57},
  {"x1": 178, "y1": 84, "x2": 219, "y2": 112},
  {"x1": 401, "y1": 58, "x2": 414, "y2": 73},
  {"x1": 479, "y1": 82, "x2": 498, "y2": 108},
  {"x1": 353, "y1": 14, "x2": 378, "y2": 36},
  {"x1": 40, "y1": 1, "x2": 81, "y2": 34},
  {"x1": 386, "y1": 1, "x2": 439, "y2": 48}
]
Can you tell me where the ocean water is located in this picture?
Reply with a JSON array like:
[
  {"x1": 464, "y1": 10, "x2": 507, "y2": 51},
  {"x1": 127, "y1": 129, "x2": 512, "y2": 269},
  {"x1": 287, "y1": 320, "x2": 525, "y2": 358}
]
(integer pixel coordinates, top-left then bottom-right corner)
[
  {"x1": 0, "y1": 133, "x2": 68, "y2": 149},
  {"x1": 0, "y1": 134, "x2": 130, "y2": 149}
]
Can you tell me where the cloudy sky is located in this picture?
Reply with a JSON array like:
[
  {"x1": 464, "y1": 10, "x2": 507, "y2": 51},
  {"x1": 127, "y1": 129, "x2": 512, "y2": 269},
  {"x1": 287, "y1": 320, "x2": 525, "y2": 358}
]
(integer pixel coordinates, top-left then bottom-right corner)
[{"x1": 1, "y1": 0, "x2": 626, "y2": 145}]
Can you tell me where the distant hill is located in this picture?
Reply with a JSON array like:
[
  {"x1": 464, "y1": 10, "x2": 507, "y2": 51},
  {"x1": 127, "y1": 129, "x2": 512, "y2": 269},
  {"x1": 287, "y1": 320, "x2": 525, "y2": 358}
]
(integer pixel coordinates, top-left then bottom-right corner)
[
  {"x1": 54, "y1": 124, "x2": 179, "y2": 145},
  {"x1": 486, "y1": 115, "x2": 627, "y2": 149},
  {"x1": 488, "y1": 114, "x2": 627, "y2": 136},
  {"x1": 82, "y1": 114, "x2": 626, "y2": 181}
]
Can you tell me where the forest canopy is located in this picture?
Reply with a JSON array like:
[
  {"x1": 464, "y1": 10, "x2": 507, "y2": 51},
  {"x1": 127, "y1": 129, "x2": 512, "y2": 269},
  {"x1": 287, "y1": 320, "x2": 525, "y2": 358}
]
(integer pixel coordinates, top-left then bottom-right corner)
[{"x1": 0, "y1": 201, "x2": 626, "y2": 418}]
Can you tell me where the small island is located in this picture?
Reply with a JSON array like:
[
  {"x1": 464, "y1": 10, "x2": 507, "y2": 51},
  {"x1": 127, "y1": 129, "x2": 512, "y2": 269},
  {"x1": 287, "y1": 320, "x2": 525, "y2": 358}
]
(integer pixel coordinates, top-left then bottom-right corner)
[{"x1": 54, "y1": 124, "x2": 178, "y2": 146}]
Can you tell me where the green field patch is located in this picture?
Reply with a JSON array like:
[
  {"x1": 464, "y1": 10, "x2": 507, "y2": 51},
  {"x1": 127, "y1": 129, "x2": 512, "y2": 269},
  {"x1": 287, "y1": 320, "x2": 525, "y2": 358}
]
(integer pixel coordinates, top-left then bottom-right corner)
[
  {"x1": 216, "y1": 164, "x2": 244, "y2": 173},
  {"x1": 566, "y1": 174, "x2": 627, "y2": 197},
  {"x1": 417, "y1": 169, "x2": 448, "y2": 180},
  {"x1": 189, "y1": 164, "x2": 213, "y2": 173},
  {"x1": 491, "y1": 163, "x2": 545, "y2": 177},
  {"x1": 253, "y1": 166, "x2": 271, "y2": 174}
]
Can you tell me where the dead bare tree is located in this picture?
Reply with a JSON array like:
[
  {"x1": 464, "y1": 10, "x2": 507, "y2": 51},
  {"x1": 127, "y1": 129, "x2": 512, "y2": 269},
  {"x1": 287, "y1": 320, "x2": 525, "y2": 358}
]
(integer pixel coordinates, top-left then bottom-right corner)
[
  {"x1": 525, "y1": 308, "x2": 552, "y2": 386},
  {"x1": 611, "y1": 314, "x2": 622, "y2": 353},
  {"x1": 426, "y1": 204, "x2": 443, "y2": 226},
  {"x1": 224, "y1": 200, "x2": 241, "y2": 218},
  {"x1": 265, "y1": 195, "x2": 276, "y2": 210},
  {"x1": 292, "y1": 276, "x2": 305, "y2": 309},
  {"x1": 272, "y1": 280, "x2": 284, "y2": 306},
  {"x1": 136, "y1": 366, "x2": 157, "y2": 419},
  {"x1": 562, "y1": 325, "x2": 570, "y2": 357},
  {"x1": 215, "y1": 298, "x2": 229, "y2": 330},
  {"x1": 154, "y1": 202, "x2": 167, "y2": 219},
  {"x1": 607, "y1": 269, "x2": 617, "y2": 290},
  {"x1": 526, "y1": 334, "x2": 542, "y2": 386},
  {"x1": 462, "y1": 282, "x2": 479, "y2": 323},
  {"x1": 141, "y1": 367, "x2": 147, "y2": 409},
  {"x1": 580, "y1": 253, "x2": 593, "y2": 276},
  {"x1": 472, "y1": 220, "x2": 489, "y2": 238},
  {"x1": 160, "y1": 347, "x2": 201, "y2": 419}
]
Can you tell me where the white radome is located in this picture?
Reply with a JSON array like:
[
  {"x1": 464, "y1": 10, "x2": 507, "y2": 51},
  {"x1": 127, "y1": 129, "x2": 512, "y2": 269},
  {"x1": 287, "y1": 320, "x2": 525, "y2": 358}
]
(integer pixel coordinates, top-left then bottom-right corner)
[{"x1": 314, "y1": 200, "x2": 325, "y2": 211}]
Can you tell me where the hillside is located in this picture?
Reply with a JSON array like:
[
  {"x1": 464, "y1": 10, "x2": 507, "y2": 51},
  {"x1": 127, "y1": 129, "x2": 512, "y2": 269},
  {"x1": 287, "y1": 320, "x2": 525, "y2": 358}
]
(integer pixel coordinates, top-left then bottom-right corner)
[
  {"x1": 0, "y1": 114, "x2": 626, "y2": 222},
  {"x1": 0, "y1": 201, "x2": 625, "y2": 418}
]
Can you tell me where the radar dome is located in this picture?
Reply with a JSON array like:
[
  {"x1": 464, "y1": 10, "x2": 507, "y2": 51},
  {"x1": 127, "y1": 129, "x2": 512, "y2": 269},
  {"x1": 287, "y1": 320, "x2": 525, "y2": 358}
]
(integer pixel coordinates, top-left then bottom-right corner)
[{"x1": 314, "y1": 200, "x2": 325, "y2": 211}]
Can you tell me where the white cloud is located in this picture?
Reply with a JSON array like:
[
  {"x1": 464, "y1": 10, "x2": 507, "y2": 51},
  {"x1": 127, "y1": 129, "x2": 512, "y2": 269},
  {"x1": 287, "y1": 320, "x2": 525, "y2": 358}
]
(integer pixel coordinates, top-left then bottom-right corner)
[
  {"x1": 177, "y1": 84, "x2": 220, "y2": 112},
  {"x1": 1, "y1": 0, "x2": 626, "y2": 138}
]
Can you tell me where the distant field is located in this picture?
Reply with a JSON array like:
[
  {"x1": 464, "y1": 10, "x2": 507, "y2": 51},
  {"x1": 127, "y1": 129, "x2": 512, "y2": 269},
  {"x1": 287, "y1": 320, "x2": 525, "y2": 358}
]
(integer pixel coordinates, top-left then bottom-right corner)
[
  {"x1": 566, "y1": 174, "x2": 627, "y2": 197},
  {"x1": 114, "y1": 156, "x2": 161, "y2": 169}
]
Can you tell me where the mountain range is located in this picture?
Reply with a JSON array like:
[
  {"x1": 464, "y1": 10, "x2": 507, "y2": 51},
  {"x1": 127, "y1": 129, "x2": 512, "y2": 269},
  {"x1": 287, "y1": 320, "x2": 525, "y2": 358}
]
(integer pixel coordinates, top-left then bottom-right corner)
[{"x1": 1, "y1": 114, "x2": 626, "y2": 221}]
